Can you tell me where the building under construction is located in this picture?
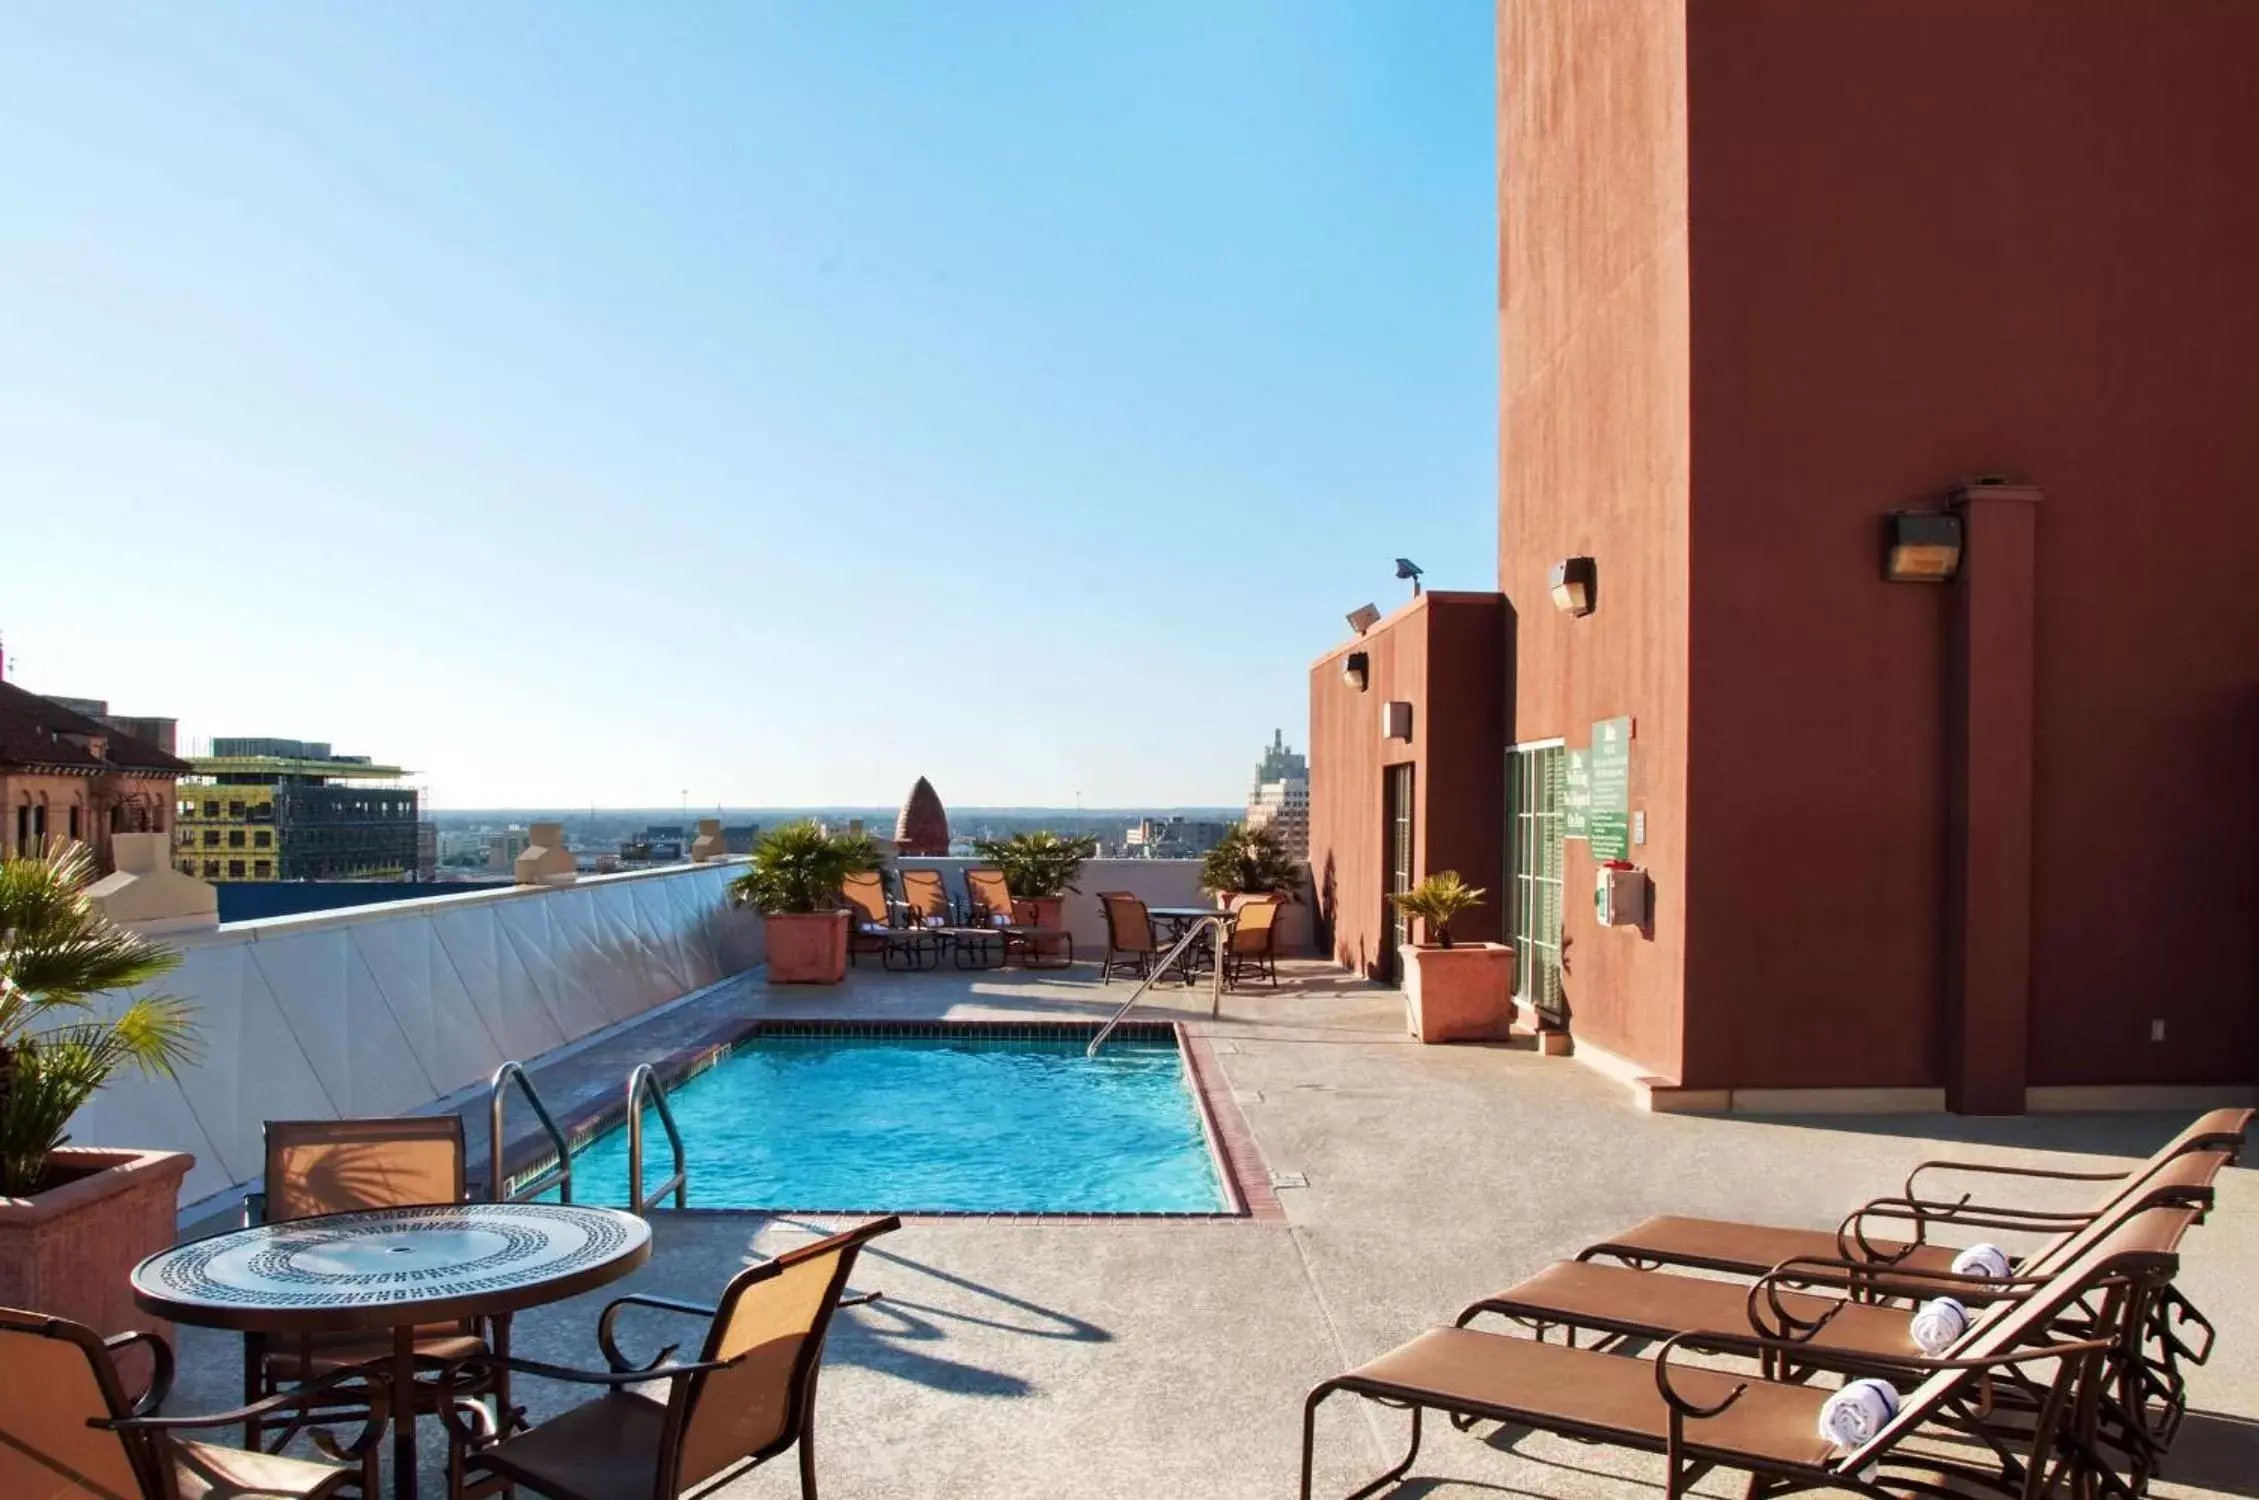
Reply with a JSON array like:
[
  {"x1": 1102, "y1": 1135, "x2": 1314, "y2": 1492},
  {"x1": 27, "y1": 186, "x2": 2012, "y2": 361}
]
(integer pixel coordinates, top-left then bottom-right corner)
[{"x1": 174, "y1": 737, "x2": 418, "y2": 882}]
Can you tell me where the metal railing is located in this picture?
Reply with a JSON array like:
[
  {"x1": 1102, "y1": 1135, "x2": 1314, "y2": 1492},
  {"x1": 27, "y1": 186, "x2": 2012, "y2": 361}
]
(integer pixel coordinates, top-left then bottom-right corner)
[
  {"x1": 489, "y1": 1060, "x2": 572, "y2": 1205},
  {"x1": 625, "y1": 1063, "x2": 687, "y2": 1215},
  {"x1": 1087, "y1": 913, "x2": 1230, "y2": 1057}
]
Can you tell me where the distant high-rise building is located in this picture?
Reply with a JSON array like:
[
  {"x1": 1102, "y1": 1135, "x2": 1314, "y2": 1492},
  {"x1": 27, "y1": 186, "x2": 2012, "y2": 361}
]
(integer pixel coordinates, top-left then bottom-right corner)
[
  {"x1": 174, "y1": 737, "x2": 418, "y2": 882},
  {"x1": 1125, "y1": 816, "x2": 1229, "y2": 859},
  {"x1": 1245, "y1": 729, "x2": 1310, "y2": 860},
  {"x1": 416, "y1": 819, "x2": 439, "y2": 880},
  {"x1": 486, "y1": 828, "x2": 531, "y2": 872}
]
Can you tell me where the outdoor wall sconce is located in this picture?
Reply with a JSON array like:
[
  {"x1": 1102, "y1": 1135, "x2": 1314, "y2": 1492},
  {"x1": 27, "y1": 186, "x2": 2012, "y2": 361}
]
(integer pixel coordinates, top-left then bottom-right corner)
[
  {"x1": 1381, "y1": 700, "x2": 1413, "y2": 741},
  {"x1": 1549, "y1": 556, "x2": 1597, "y2": 616},
  {"x1": 1346, "y1": 603, "x2": 1381, "y2": 635},
  {"x1": 1342, "y1": 651, "x2": 1370, "y2": 692},
  {"x1": 1882, "y1": 511, "x2": 1964, "y2": 582}
]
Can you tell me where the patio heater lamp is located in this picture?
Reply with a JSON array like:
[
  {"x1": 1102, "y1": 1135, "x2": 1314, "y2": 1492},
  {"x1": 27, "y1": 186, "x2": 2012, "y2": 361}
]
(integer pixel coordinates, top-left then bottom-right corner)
[
  {"x1": 1549, "y1": 556, "x2": 1597, "y2": 616},
  {"x1": 1882, "y1": 511, "x2": 1964, "y2": 583}
]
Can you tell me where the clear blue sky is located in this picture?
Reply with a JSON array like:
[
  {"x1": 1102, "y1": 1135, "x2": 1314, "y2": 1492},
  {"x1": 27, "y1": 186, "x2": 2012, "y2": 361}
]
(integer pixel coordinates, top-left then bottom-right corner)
[{"x1": 0, "y1": 4, "x2": 1495, "y2": 809}]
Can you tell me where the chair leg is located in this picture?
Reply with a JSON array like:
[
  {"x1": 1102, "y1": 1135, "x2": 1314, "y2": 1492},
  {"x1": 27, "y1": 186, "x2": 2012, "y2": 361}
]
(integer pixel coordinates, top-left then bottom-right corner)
[
  {"x1": 798, "y1": 1390, "x2": 819, "y2": 1498},
  {"x1": 1303, "y1": 1386, "x2": 1421, "y2": 1500}
]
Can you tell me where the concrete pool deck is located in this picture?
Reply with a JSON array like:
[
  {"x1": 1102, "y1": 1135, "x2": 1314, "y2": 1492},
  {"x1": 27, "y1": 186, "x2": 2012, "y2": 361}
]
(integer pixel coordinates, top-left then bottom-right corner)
[{"x1": 166, "y1": 958, "x2": 2259, "y2": 1497}]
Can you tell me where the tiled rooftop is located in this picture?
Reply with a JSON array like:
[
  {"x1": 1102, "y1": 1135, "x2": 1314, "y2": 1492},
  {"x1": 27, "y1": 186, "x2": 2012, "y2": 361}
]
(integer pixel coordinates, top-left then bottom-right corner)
[{"x1": 160, "y1": 957, "x2": 2259, "y2": 1497}]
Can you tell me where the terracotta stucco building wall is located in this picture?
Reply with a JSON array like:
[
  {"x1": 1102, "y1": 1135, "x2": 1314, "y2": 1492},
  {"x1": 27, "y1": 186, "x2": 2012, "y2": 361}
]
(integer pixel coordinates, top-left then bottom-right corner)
[
  {"x1": 1497, "y1": 0, "x2": 1691, "y2": 1079},
  {"x1": 1308, "y1": 594, "x2": 1505, "y2": 980},
  {"x1": 1494, "y1": 0, "x2": 2259, "y2": 1099}
]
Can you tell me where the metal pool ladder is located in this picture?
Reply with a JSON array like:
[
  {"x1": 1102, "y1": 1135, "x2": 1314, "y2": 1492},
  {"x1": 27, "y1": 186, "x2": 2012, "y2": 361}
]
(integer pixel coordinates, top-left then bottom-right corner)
[
  {"x1": 1087, "y1": 912, "x2": 1229, "y2": 1057},
  {"x1": 626, "y1": 1063, "x2": 687, "y2": 1215},
  {"x1": 488, "y1": 1060, "x2": 572, "y2": 1205}
]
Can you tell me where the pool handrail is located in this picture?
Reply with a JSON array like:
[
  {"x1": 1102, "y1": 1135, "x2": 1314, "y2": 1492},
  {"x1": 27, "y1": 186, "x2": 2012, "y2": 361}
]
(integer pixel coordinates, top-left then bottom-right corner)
[
  {"x1": 626, "y1": 1062, "x2": 688, "y2": 1216},
  {"x1": 1087, "y1": 912, "x2": 1228, "y2": 1057},
  {"x1": 489, "y1": 1059, "x2": 572, "y2": 1205}
]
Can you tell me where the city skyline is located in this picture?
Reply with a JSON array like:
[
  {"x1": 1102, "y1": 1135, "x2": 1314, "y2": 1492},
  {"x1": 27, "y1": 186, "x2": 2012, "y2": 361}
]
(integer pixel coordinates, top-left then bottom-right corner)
[{"x1": 0, "y1": 4, "x2": 1493, "y2": 807}]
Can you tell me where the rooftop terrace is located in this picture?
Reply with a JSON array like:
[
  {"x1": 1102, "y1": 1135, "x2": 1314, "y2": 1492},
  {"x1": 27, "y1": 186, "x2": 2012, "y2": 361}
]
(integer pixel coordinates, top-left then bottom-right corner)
[{"x1": 149, "y1": 955, "x2": 2259, "y2": 1498}]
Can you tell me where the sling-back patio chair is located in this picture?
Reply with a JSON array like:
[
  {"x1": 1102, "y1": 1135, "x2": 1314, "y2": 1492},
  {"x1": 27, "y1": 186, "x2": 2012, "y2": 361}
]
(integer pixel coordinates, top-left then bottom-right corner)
[
  {"x1": 963, "y1": 867, "x2": 1021, "y2": 928},
  {"x1": 841, "y1": 870, "x2": 897, "y2": 968},
  {"x1": 1098, "y1": 891, "x2": 1166, "y2": 983},
  {"x1": 1577, "y1": 1107, "x2": 2248, "y2": 1287},
  {"x1": 244, "y1": 1117, "x2": 493, "y2": 1494},
  {"x1": 898, "y1": 868, "x2": 954, "y2": 926},
  {"x1": 1302, "y1": 1203, "x2": 2197, "y2": 1500},
  {"x1": 1223, "y1": 896, "x2": 1283, "y2": 989},
  {"x1": 1, "y1": 1307, "x2": 360, "y2": 1500},
  {"x1": 444, "y1": 1216, "x2": 901, "y2": 1500}
]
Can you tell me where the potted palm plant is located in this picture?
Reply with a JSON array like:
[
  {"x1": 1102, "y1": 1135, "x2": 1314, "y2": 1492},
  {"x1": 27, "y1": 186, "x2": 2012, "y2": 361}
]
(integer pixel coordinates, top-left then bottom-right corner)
[
  {"x1": 1390, "y1": 871, "x2": 1512, "y2": 1042},
  {"x1": 970, "y1": 831, "x2": 1094, "y2": 929},
  {"x1": 727, "y1": 821, "x2": 877, "y2": 984},
  {"x1": 0, "y1": 841, "x2": 198, "y2": 1344},
  {"x1": 1200, "y1": 822, "x2": 1304, "y2": 908}
]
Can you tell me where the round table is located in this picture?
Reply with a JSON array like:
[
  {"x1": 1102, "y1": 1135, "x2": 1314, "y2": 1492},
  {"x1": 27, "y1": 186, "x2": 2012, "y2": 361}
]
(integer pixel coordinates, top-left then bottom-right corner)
[
  {"x1": 1147, "y1": 906, "x2": 1235, "y2": 982},
  {"x1": 133, "y1": 1201, "x2": 651, "y2": 1500}
]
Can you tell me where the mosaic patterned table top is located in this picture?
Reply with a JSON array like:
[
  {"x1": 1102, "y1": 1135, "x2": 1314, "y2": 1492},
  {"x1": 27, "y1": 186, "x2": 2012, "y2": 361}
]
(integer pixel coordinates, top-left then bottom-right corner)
[{"x1": 134, "y1": 1202, "x2": 650, "y2": 1330}]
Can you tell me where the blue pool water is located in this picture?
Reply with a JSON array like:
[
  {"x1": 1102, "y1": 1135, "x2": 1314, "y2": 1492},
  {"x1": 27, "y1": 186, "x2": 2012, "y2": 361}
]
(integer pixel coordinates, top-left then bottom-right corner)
[{"x1": 553, "y1": 1034, "x2": 1227, "y2": 1214}]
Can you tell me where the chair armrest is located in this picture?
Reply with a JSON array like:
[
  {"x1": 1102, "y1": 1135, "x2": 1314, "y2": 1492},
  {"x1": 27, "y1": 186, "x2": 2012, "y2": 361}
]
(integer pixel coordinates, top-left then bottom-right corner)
[
  {"x1": 96, "y1": 1363, "x2": 378, "y2": 1432},
  {"x1": 597, "y1": 1294, "x2": 718, "y2": 1372},
  {"x1": 446, "y1": 1351, "x2": 732, "y2": 1391},
  {"x1": 1762, "y1": 1251, "x2": 2052, "y2": 1301},
  {"x1": 1901, "y1": 1158, "x2": 2125, "y2": 1203},
  {"x1": 105, "y1": 1330, "x2": 175, "y2": 1416}
]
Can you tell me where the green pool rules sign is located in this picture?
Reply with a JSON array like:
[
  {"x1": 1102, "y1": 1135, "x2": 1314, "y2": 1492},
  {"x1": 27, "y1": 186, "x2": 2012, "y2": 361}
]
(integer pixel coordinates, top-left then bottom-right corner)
[
  {"x1": 1587, "y1": 715, "x2": 1632, "y2": 861},
  {"x1": 1562, "y1": 749, "x2": 1591, "y2": 839}
]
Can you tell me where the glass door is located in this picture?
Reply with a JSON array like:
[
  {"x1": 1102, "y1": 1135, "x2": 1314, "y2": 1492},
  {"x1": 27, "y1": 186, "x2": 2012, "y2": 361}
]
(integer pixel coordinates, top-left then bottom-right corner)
[
  {"x1": 1507, "y1": 744, "x2": 1564, "y2": 1019},
  {"x1": 1381, "y1": 763, "x2": 1414, "y2": 983}
]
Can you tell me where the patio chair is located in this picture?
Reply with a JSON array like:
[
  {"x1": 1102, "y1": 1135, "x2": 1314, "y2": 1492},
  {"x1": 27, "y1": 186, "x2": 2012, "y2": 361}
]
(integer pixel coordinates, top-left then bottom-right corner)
[
  {"x1": 1302, "y1": 1203, "x2": 2196, "y2": 1500},
  {"x1": 964, "y1": 867, "x2": 1023, "y2": 928},
  {"x1": 1, "y1": 1307, "x2": 356, "y2": 1500},
  {"x1": 898, "y1": 867, "x2": 954, "y2": 925},
  {"x1": 841, "y1": 870, "x2": 905, "y2": 968},
  {"x1": 244, "y1": 1117, "x2": 492, "y2": 1492},
  {"x1": 1223, "y1": 896, "x2": 1283, "y2": 989},
  {"x1": 446, "y1": 1216, "x2": 901, "y2": 1500},
  {"x1": 1577, "y1": 1106, "x2": 2248, "y2": 1286},
  {"x1": 1098, "y1": 891, "x2": 1164, "y2": 982}
]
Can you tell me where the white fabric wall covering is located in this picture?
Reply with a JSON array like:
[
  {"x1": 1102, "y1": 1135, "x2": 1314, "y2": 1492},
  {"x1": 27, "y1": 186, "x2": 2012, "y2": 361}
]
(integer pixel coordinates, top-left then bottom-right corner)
[{"x1": 64, "y1": 862, "x2": 760, "y2": 1208}]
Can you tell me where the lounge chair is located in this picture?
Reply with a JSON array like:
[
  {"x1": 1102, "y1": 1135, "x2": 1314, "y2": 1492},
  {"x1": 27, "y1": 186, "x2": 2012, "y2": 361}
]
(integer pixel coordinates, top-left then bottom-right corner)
[
  {"x1": 245, "y1": 1117, "x2": 494, "y2": 1494},
  {"x1": 1, "y1": 1308, "x2": 357, "y2": 1500},
  {"x1": 964, "y1": 867, "x2": 1022, "y2": 928},
  {"x1": 447, "y1": 1216, "x2": 900, "y2": 1500},
  {"x1": 1098, "y1": 891, "x2": 1166, "y2": 982},
  {"x1": 899, "y1": 867, "x2": 954, "y2": 925},
  {"x1": 1302, "y1": 1203, "x2": 2196, "y2": 1500},
  {"x1": 1579, "y1": 1106, "x2": 2248, "y2": 1285},
  {"x1": 1223, "y1": 896, "x2": 1283, "y2": 989},
  {"x1": 842, "y1": 871, "x2": 930, "y2": 970}
]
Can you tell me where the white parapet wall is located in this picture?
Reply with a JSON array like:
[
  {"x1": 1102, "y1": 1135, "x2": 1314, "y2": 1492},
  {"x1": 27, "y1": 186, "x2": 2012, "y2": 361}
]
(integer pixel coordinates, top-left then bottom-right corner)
[{"x1": 65, "y1": 860, "x2": 763, "y2": 1207}]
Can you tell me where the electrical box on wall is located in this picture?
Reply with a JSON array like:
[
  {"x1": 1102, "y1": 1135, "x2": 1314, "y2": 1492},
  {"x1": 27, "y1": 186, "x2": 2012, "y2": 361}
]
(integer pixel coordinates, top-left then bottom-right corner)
[
  {"x1": 1380, "y1": 700, "x2": 1413, "y2": 741},
  {"x1": 1595, "y1": 862, "x2": 1646, "y2": 928}
]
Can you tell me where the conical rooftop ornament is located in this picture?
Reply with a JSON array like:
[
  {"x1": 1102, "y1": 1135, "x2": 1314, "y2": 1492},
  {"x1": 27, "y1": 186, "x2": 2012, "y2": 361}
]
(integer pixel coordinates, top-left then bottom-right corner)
[{"x1": 894, "y1": 776, "x2": 949, "y2": 856}]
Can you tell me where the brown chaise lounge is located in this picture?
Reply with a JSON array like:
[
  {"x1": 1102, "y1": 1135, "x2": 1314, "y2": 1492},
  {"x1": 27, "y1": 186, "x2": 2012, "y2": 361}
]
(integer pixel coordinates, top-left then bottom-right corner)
[
  {"x1": 1578, "y1": 1107, "x2": 2247, "y2": 1284},
  {"x1": 1302, "y1": 1204, "x2": 2195, "y2": 1500}
]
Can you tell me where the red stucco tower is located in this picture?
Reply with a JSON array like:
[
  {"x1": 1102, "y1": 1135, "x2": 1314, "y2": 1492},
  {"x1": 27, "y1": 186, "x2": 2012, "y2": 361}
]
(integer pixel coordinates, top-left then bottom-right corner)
[{"x1": 893, "y1": 777, "x2": 949, "y2": 857}]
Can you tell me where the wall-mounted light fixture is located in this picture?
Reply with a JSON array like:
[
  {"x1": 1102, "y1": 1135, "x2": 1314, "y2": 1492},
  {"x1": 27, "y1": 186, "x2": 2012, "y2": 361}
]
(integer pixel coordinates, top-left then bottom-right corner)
[
  {"x1": 1342, "y1": 651, "x2": 1370, "y2": 692},
  {"x1": 1882, "y1": 511, "x2": 1964, "y2": 582},
  {"x1": 1345, "y1": 603, "x2": 1381, "y2": 635},
  {"x1": 1549, "y1": 556, "x2": 1597, "y2": 616},
  {"x1": 1380, "y1": 700, "x2": 1413, "y2": 741}
]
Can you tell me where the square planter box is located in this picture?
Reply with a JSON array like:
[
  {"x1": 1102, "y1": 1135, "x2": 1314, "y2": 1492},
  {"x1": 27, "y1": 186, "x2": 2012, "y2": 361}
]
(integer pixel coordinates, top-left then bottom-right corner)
[
  {"x1": 0, "y1": 1147, "x2": 193, "y2": 1349},
  {"x1": 1402, "y1": 942, "x2": 1514, "y2": 1043},
  {"x1": 765, "y1": 910, "x2": 849, "y2": 983}
]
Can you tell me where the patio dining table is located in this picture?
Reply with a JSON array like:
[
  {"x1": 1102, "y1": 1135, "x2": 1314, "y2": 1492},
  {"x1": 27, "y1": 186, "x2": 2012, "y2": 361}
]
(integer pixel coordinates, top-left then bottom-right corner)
[
  {"x1": 1147, "y1": 905, "x2": 1235, "y2": 982},
  {"x1": 132, "y1": 1201, "x2": 651, "y2": 1500}
]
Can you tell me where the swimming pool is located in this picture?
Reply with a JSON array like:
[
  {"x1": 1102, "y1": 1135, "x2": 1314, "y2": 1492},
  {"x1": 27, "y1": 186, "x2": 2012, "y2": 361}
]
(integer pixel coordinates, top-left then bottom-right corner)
[{"x1": 546, "y1": 1026, "x2": 1232, "y2": 1215}]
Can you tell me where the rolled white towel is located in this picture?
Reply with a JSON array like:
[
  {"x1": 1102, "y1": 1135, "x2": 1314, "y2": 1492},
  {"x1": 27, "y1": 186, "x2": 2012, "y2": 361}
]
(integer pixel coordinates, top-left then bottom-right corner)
[
  {"x1": 923, "y1": 916, "x2": 945, "y2": 929},
  {"x1": 1817, "y1": 1377, "x2": 1901, "y2": 1452},
  {"x1": 1908, "y1": 1296, "x2": 1969, "y2": 1355},
  {"x1": 990, "y1": 913, "x2": 1012, "y2": 927},
  {"x1": 1949, "y1": 1243, "x2": 2011, "y2": 1280},
  {"x1": 858, "y1": 921, "x2": 888, "y2": 935}
]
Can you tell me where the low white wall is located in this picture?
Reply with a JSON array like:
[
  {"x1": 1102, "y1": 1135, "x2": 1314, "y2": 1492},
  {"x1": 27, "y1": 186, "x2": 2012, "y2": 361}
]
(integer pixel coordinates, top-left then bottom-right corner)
[
  {"x1": 66, "y1": 860, "x2": 762, "y2": 1206},
  {"x1": 894, "y1": 857, "x2": 1313, "y2": 955}
]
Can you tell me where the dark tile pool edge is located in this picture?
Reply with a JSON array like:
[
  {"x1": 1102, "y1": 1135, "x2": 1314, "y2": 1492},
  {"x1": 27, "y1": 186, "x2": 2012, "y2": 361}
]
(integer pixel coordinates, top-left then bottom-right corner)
[{"x1": 482, "y1": 1016, "x2": 1282, "y2": 1223}]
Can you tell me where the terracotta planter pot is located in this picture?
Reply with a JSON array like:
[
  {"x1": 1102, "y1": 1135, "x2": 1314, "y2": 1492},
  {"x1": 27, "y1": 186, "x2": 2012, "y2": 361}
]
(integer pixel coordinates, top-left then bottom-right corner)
[
  {"x1": 1017, "y1": 896, "x2": 1065, "y2": 930},
  {"x1": 1402, "y1": 942, "x2": 1514, "y2": 1043},
  {"x1": 0, "y1": 1147, "x2": 193, "y2": 1350},
  {"x1": 764, "y1": 910, "x2": 849, "y2": 983}
]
